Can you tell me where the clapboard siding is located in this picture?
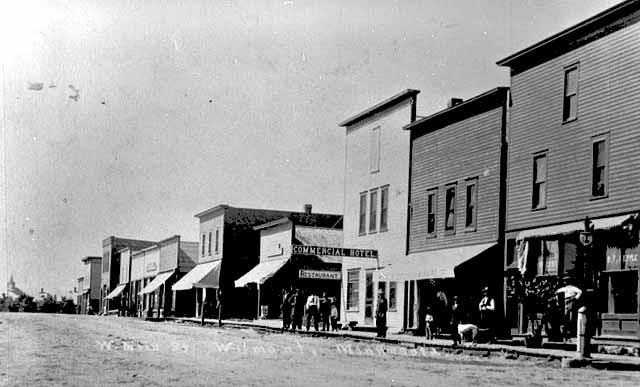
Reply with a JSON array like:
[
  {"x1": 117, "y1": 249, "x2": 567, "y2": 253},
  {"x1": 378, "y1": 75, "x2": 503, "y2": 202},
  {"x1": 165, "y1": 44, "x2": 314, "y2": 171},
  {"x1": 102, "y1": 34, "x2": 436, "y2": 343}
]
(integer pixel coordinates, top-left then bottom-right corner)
[
  {"x1": 506, "y1": 19, "x2": 640, "y2": 232},
  {"x1": 409, "y1": 106, "x2": 504, "y2": 252}
]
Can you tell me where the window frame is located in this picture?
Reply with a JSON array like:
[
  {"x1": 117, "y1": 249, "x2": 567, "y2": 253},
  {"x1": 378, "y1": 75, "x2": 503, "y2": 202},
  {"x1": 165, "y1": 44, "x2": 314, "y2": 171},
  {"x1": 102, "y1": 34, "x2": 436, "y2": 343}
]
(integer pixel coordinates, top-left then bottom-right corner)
[
  {"x1": 359, "y1": 191, "x2": 367, "y2": 236},
  {"x1": 208, "y1": 232, "x2": 212, "y2": 255},
  {"x1": 562, "y1": 63, "x2": 579, "y2": 123},
  {"x1": 370, "y1": 126, "x2": 381, "y2": 173},
  {"x1": 388, "y1": 281, "x2": 397, "y2": 311},
  {"x1": 201, "y1": 234, "x2": 206, "y2": 256},
  {"x1": 214, "y1": 229, "x2": 220, "y2": 253},
  {"x1": 346, "y1": 269, "x2": 360, "y2": 311},
  {"x1": 591, "y1": 133, "x2": 609, "y2": 199},
  {"x1": 369, "y1": 188, "x2": 378, "y2": 234},
  {"x1": 380, "y1": 185, "x2": 389, "y2": 232},
  {"x1": 465, "y1": 177, "x2": 478, "y2": 231},
  {"x1": 426, "y1": 187, "x2": 438, "y2": 238},
  {"x1": 444, "y1": 182, "x2": 457, "y2": 235},
  {"x1": 532, "y1": 151, "x2": 548, "y2": 210}
]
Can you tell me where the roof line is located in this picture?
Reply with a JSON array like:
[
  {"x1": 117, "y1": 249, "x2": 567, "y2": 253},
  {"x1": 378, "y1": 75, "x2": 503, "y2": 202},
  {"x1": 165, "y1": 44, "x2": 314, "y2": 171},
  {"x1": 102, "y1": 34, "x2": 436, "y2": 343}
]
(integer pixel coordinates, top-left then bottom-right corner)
[
  {"x1": 497, "y1": 0, "x2": 639, "y2": 66},
  {"x1": 403, "y1": 87, "x2": 508, "y2": 131},
  {"x1": 338, "y1": 89, "x2": 420, "y2": 127}
]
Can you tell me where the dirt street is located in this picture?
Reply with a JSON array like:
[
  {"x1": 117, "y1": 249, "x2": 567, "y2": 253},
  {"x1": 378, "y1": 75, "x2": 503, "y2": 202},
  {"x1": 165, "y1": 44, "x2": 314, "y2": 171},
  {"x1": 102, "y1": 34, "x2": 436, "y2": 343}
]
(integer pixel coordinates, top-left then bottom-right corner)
[{"x1": 0, "y1": 313, "x2": 637, "y2": 386}]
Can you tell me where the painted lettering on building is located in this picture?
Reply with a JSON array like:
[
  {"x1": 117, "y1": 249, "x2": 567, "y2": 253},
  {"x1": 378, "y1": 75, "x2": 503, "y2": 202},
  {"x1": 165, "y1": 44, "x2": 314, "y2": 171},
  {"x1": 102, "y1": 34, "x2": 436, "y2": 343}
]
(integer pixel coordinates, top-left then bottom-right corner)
[
  {"x1": 299, "y1": 269, "x2": 342, "y2": 280},
  {"x1": 291, "y1": 244, "x2": 378, "y2": 259}
]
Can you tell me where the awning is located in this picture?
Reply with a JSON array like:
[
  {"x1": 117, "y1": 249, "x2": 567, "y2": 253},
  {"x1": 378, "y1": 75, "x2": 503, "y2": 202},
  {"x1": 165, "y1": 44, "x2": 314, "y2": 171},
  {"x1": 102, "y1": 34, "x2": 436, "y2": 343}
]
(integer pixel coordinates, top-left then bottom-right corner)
[
  {"x1": 294, "y1": 226, "x2": 344, "y2": 264},
  {"x1": 139, "y1": 271, "x2": 174, "y2": 295},
  {"x1": 379, "y1": 243, "x2": 496, "y2": 281},
  {"x1": 172, "y1": 260, "x2": 221, "y2": 291},
  {"x1": 105, "y1": 284, "x2": 126, "y2": 300},
  {"x1": 235, "y1": 258, "x2": 289, "y2": 287},
  {"x1": 516, "y1": 214, "x2": 632, "y2": 240}
]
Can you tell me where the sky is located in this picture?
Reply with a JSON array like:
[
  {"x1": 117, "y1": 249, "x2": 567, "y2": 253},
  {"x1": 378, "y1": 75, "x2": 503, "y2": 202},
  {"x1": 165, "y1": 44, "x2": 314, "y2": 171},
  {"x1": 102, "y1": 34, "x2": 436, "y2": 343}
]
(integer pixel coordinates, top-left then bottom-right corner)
[{"x1": 0, "y1": 0, "x2": 625, "y2": 297}]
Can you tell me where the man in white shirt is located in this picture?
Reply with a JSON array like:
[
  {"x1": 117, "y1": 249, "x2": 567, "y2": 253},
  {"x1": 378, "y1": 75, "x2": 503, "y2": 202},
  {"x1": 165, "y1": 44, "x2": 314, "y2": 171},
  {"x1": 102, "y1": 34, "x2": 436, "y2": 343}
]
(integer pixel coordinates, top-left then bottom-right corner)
[
  {"x1": 555, "y1": 276, "x2": 582, "y2": 340},
  {"x1": 305, "y1": 292, "x2": 320, "y2": 331},
  {"x1": 478, "y1": 287, "x2": 496, "y2": 341}
]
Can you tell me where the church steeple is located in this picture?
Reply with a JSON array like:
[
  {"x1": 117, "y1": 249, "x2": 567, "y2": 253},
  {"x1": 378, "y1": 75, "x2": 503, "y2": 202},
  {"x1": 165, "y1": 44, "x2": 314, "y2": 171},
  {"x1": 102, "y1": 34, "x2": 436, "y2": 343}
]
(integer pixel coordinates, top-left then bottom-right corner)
[{"x1": 8, "y1": 274, "x2": 15, "y2": 290}]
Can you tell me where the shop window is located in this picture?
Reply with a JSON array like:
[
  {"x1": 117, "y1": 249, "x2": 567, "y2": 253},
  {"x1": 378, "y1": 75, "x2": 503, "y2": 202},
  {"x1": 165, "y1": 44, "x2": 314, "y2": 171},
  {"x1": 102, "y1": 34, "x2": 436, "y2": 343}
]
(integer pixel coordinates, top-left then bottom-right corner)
[
  {"x1": 465, "y1": 177, "x2": 478, "y2": 230},
  {"x1": 563, "y1": 64, "x2": 579, "y2": 122},
  {"x1": 359, "y1": 192, "x2": 367, "y2": 236},
  {"x1": 606, "y1": 271, "x2": 638, "y2": 314},
  {"x1": 592, "y1": 134, "x2": 608, "y2": 198},
  {"x1": 389, "y1": 282, "x2": 397, "y2": 311},
  {"x1": 380, "y1": 186, "x2": 389, "y2": 232},
  {"x1": 563, "y1": 241, "x2": 577, "y2": 274},
  {"x1": 426, "y1": 188, "x2": 437, "y2": 237},
  {"x1": 369, "y1": 189, "x2": 378, "y2": 233},
  {"x1": 445, "y1": 183, "x2": 456, "y2": 234},
  {"x1": 535, "y1": 240, "x2": 558, "y2": 276},
  {"x1": 532, "y1": 152, "x2": 547, "y2": 210},
  {"x1": 208, "y1": 232, "x2": 212, "y2": 255},
  {"x1": 347, "y1": 270, "x2": 360, "y2": 311}
]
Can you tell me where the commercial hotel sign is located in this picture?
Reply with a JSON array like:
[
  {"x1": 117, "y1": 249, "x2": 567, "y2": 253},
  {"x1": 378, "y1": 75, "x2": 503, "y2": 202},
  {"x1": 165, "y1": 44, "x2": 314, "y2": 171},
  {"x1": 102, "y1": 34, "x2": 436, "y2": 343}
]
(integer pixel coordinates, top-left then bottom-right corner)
[{"x1": 291, "y1": 244, "x2": 378, "y2": 259}]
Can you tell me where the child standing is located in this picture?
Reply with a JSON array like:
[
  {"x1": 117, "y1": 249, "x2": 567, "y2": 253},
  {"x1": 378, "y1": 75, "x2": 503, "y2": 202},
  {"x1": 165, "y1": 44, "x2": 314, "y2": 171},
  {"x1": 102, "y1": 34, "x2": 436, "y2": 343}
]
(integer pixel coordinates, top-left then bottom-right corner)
[{"x1": 425, "y1": 307, "x2": 434, "y2": 340}]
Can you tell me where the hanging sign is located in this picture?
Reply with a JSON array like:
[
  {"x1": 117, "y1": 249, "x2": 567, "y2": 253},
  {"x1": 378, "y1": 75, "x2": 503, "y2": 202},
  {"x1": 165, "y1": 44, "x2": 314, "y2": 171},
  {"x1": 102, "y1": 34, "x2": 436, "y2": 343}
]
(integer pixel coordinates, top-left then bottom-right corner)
[
  {"x1": 299, "y1": 269, "x2": 342, "y2": 280},
  {"x1": 291, "y1": 244, "x2": 378, "y2": 258}
]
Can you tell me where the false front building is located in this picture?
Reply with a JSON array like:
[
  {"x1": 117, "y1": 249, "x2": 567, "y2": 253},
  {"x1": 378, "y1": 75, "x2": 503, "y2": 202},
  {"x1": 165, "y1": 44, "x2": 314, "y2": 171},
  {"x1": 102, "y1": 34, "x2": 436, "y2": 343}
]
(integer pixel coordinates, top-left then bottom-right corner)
[{"x1": 497, "y1": 0, "x2": 640, "y2": 339}]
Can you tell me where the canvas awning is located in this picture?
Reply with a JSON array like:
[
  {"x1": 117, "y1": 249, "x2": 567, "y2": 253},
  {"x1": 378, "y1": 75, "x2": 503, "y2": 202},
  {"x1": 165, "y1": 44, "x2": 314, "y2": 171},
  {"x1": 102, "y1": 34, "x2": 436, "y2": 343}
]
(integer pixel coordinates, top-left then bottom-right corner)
[
  {"x1": 105, "y1": 284, "x2": 126, "y2": 300},
  {"x1": 294, "y1": 226, "x2": 344, "y2": 264},
  {"x1": 139, "y1": 271, "x2": 174, "y2": 295},
  {"x1": 235, "y1": 258, "x2": 289, "y2": 287},
  {"x1": 516, "y1": 214, "x2": 632, "y2": 240},
  {"x1": 379, "y1": 243, "x2": 496, "y2": 281},
  {"x1": 172, "y1": 260, "x2": 221, "y2": 291}
]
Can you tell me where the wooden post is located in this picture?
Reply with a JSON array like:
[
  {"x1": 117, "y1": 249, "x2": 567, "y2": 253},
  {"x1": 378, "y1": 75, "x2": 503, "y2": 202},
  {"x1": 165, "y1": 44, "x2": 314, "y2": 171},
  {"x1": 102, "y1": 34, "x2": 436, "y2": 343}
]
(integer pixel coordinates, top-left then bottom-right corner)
[
  {"x1": 577, "y1": 306, "x2": 591, "y2": 359},
  {"x1": 257, "y1": 284, "x2": 261, "y2": 319}
]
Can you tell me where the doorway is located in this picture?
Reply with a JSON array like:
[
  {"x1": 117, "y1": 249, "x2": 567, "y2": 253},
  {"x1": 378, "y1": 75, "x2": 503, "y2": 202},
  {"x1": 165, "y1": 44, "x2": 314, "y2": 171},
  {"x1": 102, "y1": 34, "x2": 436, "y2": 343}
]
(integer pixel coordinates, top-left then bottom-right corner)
[{"x1": 364, "y1": 270, "x2": 374, "y2": 325}]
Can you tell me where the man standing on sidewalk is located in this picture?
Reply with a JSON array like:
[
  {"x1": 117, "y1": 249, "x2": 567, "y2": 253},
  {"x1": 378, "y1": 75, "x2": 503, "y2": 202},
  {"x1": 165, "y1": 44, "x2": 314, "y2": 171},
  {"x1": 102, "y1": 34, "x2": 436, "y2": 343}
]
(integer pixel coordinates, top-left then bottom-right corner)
[
  {"x1": 216, "y1": 289, "x2": 223, "y2": 327},
  {"x1": 305, "y1": 292, "x2": 320, "y2": 331},
  {"x1": 375, "y1": 289, "x2": 388, "y2": 338}
]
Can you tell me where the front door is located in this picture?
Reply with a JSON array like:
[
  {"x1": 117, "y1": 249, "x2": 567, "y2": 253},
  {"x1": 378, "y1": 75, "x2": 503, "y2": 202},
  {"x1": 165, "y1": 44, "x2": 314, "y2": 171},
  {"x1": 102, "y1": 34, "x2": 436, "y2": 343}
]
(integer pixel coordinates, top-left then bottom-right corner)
[{"x1": 364, "y1": 270, "x2": 374, "y2": 324}]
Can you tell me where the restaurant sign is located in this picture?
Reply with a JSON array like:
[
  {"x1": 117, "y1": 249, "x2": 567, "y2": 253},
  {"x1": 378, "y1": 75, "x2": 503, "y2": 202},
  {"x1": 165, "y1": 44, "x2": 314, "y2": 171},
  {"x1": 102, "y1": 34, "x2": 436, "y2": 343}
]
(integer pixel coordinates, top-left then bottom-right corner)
[
  {"x1": 291, "y1": 244, "x2": 378, "y2": 259},
  {"x1": 299, "y1": 269, "x2": 342, "y2": 280}
]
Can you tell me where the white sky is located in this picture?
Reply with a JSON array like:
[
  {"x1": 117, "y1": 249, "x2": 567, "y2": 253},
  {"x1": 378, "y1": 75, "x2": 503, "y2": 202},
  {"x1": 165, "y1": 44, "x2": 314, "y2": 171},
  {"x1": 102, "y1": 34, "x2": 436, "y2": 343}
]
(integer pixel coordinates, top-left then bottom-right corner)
[{"x1": 0, "y1": 0, "x2": 624, "y2": 297}]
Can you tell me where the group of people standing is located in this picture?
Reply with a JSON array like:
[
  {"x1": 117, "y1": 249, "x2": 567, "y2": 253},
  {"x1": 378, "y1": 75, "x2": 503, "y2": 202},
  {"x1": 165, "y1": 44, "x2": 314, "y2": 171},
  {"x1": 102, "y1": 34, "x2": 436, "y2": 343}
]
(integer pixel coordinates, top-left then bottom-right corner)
[{"x1": 281, "y1": 288, "x2": 339, "y2": 332}]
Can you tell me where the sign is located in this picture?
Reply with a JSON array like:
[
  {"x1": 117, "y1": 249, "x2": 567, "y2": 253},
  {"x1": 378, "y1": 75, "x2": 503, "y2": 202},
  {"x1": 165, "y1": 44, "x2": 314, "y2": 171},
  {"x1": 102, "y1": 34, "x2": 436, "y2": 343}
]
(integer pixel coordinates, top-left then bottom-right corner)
[
  {"x1": 146, "y1": 262, "x2": 158, "y2": 273},
  {"x1": 291, "y1": 244, "x2": 378, "y2": 259},
  {"x1": 579, "y1": 231, "x2": 593, "y2": 246},
  {"x1": 299, "y1": 269, "x2": 342, "y2": 280},
  {"x1": 606, "y1": 246, "x2": 640, "y2": 271}
]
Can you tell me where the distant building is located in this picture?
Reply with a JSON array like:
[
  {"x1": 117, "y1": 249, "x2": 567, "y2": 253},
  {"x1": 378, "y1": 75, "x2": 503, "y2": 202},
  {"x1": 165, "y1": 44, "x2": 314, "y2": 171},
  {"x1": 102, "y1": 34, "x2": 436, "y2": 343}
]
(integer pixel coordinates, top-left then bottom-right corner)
[
  {"x1": 173, "y1": 204, "x2": 340, "y2": 319},
  {"x1": 101, "y1": 236, "x2": 155, "y2": 314},
  {"x1": 497, "y1": 0, "x2": 640, "y2": 338},
  {"x1": 235, "y1": 211, "x2": 343, "y2": 319},
  {"x1": 76, "y1": 277, "x2": 84, "y2": 313},
  {"x1": 81, "y1": 256, "x2": 102, "y2": 314},
  {"x1": 338, "y1": 89, "x2": 419, "y2": 332},
  {"x1": 6, "y1": 274, "x2": 26, "y2": 299}
]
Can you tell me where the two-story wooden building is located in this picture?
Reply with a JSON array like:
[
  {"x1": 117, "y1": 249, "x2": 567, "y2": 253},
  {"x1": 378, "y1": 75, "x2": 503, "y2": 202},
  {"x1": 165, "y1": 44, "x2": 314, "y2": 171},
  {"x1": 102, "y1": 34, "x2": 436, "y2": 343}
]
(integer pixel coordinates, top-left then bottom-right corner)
[
  {"x1": 497, "y1": 0, "x2": 640, "y2": 339},
  {"x1": 381, "y1": 88, "x2": 509, "y2": 334},
  {"x1": 81, "y1": 256, "x2": 101, "y2": 314},
  {"x1": 338, "y1": 89, "x2": 420, "y2": 332}
]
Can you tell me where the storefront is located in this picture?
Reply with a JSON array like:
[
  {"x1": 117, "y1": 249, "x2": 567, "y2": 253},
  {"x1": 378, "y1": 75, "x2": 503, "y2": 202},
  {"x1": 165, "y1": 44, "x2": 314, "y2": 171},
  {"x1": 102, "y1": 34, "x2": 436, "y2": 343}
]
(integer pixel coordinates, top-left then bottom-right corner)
[
  {"x1": 505, "y1": 214, "x2": 640, "y2": 340},
  {"x1": 171, "y1": 260, "x2": 222, "y2": 318}
]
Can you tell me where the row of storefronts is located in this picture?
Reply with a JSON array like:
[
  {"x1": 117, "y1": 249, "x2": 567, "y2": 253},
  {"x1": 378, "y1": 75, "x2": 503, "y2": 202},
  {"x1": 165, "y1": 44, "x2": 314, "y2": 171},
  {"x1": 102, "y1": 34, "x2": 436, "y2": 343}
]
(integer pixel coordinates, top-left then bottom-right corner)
[{"x1": 76, "y1": 1, "x2": 640, "y2": 343}]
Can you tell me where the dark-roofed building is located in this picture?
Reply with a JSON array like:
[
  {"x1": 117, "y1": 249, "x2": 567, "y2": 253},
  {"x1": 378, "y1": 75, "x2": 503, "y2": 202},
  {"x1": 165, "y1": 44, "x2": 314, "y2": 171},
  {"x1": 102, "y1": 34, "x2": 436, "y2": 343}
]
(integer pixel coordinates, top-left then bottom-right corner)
[{"x1": 498, "y1": 0, "x2": 640, "y2": 339}]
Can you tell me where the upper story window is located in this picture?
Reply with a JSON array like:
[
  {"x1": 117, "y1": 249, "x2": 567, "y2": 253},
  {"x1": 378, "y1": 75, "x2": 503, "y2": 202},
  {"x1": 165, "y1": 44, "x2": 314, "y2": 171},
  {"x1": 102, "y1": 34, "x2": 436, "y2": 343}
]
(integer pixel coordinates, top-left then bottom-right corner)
[
  {"x1": 380, "y1": 186, "x2": 389, "y2": 232},
  {"x1": 465, "y1": 177, "x2": 478, "y2": 230},
  {"x1": 369, "y1": 189, "x2": 378, "y2": 233},
  {"x1": 426, "y1": 188, "x2": 438, "y2": 237},
  {"x1": 592, "y1": 134, "x2": 609, "y2": 198},
  {"x1": 563, "y1": 64, "x2": 579, "y2": 122},
  {"x1": 208, "y1": 232, "x2": 212, "y2": 255},
  {"x1": 359, "y1": 192, "x2": 367, "y2": 236},
  {"x1": 201, "y1": 234, "x2": 206, "y2": 256},
  {"x1": 444, "y1": 183, "x2": 457, "y2": 234},
  {"x1": 215, "y1": 229, "x2": 220, "y2": 253},
  {"x1": 370, "y1": 126, "x2": 381, "y2": 173},
  {"x1": 532, "y1": 152, "x2": 547, "y2": 210}
]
